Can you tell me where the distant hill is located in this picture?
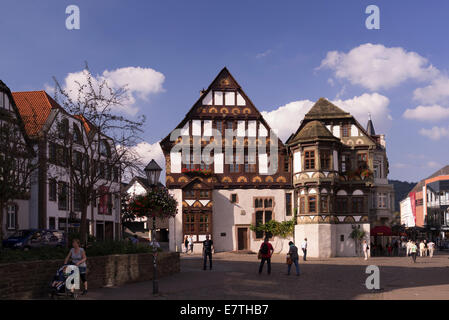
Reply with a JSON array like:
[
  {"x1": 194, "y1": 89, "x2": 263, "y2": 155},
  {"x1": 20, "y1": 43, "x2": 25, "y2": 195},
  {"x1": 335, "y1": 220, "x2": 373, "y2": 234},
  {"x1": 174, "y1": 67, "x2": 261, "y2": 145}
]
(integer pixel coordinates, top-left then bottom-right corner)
[{"x1": 389, "y1": 180, "x2": 416, "y2": 211}]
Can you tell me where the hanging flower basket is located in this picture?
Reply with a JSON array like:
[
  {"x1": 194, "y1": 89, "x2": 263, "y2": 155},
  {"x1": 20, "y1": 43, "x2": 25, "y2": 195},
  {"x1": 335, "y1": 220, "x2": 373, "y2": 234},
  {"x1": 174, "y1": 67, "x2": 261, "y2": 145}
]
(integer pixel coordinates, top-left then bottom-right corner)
[{"x1": 128, "y1": 187, "x2": 178, "y2": 219}]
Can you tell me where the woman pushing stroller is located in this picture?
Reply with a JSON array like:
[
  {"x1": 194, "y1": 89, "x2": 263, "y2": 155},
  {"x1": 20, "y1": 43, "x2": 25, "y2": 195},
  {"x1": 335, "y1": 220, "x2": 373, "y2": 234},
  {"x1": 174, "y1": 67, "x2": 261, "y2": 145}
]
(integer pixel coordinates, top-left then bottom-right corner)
[{"x1": 64, "y1": 238, "x2": 88, "y2": 295}]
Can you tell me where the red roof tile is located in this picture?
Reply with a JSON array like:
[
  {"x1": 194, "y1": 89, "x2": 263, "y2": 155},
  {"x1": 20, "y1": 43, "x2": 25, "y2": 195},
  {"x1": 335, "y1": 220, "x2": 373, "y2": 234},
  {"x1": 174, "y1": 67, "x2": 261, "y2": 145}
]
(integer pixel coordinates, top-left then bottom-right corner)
[{"x1": 12, "y1": 91, "x2": 63, "y2": 137}]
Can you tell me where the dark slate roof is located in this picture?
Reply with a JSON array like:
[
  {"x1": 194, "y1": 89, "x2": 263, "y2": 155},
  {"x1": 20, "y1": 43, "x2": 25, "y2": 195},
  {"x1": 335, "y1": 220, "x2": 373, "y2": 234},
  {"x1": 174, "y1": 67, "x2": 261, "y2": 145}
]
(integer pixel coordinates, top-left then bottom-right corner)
[
  {"x1": 288, "y1": 120, "x2": 339, "y2": 145},
  {"x1": 410, "y1": 165, "x2": 449, "y2": 193},
  {"x1": 366, "y1": 118, "x2": 376, "y2": 136},
  {"x1": 304, "y1": 98, "x2": 351, "y2": 120},
  {"x1": 144, "y1": 159, "x2": 162, "y2": 171}
]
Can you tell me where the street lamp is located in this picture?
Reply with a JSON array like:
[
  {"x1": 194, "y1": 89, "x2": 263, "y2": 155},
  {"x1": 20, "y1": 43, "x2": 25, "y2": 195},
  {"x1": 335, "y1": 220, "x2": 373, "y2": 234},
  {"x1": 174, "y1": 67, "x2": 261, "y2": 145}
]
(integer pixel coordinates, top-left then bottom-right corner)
[{"x1": 144, "y1": 159, "x2": 162, "y2": 295}]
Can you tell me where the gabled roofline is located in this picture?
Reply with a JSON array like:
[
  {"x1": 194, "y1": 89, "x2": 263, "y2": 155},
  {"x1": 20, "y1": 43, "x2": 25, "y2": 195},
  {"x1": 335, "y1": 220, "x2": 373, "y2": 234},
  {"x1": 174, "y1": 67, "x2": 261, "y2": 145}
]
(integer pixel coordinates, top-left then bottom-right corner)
[
  {"x1": 0, "y1": 80, "x2": 36, "y2": 156},
  {"x1": 160, "y1": 67, "x2": 286, "y2": 149}
]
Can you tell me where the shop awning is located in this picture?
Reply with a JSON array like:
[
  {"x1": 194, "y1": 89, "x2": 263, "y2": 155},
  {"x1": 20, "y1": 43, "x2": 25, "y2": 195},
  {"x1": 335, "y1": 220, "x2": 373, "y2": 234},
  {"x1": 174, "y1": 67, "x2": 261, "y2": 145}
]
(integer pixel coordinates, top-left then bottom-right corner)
[{"x1": 371, "y1": 226, "x2": 392, "y2": 236}]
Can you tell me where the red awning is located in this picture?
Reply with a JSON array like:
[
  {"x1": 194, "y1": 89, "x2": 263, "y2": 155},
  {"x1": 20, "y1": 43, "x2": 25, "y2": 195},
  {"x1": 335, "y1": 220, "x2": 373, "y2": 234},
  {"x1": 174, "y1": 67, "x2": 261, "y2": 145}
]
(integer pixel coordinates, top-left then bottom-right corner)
[{"x1": 370, "y1": 226, "x2": 392, "y2": 236}]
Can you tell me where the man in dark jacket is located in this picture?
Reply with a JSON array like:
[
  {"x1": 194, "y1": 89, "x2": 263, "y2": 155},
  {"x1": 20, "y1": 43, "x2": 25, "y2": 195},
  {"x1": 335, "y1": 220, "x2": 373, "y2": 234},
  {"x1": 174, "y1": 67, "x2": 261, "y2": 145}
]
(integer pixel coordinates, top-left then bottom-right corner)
[
  {"x1": 287, "y1": 241, "x2": 300, "y2": 276},
  {"x1": 203, "y1": 235, "x2": 214, "y2": 270}
]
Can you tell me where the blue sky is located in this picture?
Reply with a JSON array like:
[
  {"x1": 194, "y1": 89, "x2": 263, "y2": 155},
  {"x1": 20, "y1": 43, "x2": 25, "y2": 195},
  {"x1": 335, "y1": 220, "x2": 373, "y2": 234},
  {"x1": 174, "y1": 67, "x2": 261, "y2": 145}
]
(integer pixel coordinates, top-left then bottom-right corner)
[{"x1": 1, "y1": 0, "x2": 449, "y2": 182}]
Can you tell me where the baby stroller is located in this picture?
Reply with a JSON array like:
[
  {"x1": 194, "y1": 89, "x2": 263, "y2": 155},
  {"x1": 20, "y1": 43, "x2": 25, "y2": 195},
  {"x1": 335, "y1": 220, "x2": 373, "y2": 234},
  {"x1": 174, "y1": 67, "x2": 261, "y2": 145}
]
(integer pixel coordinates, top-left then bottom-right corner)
[{"x1": 49, "y1": 264, "x2": 81, "y2": 299}]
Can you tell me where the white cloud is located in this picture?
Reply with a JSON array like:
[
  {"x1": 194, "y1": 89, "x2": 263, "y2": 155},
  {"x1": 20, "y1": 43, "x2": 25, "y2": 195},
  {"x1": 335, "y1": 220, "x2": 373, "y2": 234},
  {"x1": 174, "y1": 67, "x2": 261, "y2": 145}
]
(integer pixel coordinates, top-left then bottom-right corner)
[
  {"x1": 256, "y1": 49, "x2": 272, "y2": 59},
  {"x1": 419, "y1": 126, "x2": 449, "y2": 140},
  {"x1": 403, "y1": 105, "x2": 449, "y2": 122},
  {"x1": 261, "y1": 100, "x2": 314, "y2": 142},
  {"x1": 62, "y1": 67, "x2": 165, "y2": 115},
  {"x1": 261, "y1": 93, "x2": 391, "y2": 142},
  {"x1": 318, "y1": 43, "x2": 438, "y2": 91},
  {"x1": 426, "y1": 161, "x2": 442, "y2": 169},
  {"x1": 332, "y1": 93, "x2": 391, "y2": 130},
  {"x1": 413, "y1": 76, "x2": 449, "y2": 105}
]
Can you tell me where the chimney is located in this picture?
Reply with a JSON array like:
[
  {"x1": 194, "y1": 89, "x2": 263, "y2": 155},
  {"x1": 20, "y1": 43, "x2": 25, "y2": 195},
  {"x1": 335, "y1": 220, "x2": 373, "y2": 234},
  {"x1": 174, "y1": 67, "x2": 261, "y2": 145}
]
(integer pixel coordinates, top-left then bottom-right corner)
[{"x1": 200, "y1": 88, "x2": 206, "y2": 96}]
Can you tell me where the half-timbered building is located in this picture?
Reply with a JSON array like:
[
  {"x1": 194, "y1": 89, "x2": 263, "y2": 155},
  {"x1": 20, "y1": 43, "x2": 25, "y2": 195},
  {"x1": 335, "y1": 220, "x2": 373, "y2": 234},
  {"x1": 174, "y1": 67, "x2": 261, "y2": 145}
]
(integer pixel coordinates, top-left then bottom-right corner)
[
  {"x1": 160, "y1": 68, "x2": 294, "y2": 253},
  {"x1": 286, "y1": 98, "x2": 394, "y2": 257}
]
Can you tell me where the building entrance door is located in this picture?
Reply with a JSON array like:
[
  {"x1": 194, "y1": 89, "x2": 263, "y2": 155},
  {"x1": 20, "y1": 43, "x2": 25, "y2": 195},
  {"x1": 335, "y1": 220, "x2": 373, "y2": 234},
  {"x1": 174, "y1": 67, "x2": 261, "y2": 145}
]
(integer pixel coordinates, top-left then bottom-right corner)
[{"x1": 237, "y1": 227, "x2": 248, "y2": 251}]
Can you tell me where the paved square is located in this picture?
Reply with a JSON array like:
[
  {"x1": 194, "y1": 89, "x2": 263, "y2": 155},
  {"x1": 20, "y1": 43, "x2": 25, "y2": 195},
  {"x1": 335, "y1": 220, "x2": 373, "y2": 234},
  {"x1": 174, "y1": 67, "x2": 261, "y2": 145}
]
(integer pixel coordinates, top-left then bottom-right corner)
[{"x1": 81, "y1": 252, "x2": 449, "y2": 300}]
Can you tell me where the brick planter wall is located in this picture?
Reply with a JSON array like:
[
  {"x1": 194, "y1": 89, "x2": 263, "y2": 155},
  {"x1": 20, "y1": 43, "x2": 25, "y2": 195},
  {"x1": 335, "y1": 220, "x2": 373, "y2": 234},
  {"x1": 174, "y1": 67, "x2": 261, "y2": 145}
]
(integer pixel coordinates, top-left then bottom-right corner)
[{"x1": 0, "y1": 252, "x2": 180, "y2": 300}]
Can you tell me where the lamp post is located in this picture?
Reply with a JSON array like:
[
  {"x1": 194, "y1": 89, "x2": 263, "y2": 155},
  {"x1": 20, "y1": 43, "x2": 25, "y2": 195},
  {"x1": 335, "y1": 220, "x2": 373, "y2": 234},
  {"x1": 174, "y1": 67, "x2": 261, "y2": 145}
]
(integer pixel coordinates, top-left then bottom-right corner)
[{"x1": 144, "y1": 159, "x2": 162, "y2": 295}]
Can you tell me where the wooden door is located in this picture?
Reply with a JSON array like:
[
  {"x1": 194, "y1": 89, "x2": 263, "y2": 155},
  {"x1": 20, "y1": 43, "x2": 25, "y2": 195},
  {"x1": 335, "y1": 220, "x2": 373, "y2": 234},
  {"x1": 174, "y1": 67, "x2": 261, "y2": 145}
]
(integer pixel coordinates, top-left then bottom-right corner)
[{"x1": 238, "y1": 228, "x2": 248, "y2": 250}]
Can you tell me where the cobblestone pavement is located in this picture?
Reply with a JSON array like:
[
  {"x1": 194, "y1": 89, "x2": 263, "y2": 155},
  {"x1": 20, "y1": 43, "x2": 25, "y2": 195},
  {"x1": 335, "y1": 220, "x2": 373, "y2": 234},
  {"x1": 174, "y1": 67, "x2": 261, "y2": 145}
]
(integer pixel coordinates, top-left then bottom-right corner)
[{"x1": 80, "y1": 252, "x2": 449, "y2": 300}]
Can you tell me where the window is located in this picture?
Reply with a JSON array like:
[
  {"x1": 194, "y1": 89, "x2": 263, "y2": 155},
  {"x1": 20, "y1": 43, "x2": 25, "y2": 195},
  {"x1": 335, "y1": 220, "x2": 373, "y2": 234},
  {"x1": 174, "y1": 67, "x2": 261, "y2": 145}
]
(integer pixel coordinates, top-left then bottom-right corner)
[
  {"x1": 378, "y1": 193, "x2": 387, "y2": 208},
  {"x1": 200, "y1": 190, "x2": 210, "y2": 198},
  {"x1": 340, "y1": 235, "x2": 344, "y2": 242},
  {"x1": 200, "y1": 162, "x2": 210, "y2": 170},
  {"x1": 49, "y1": 179, "x2": 57, "y2": 201},
  {"x1": 56, "y1": 145, "x2": 68, "y2": 167},
  {"x1": 357, "y1": 153, "x2": 368, "y2": 169},
  {"x1": 299, "y1": 197, "x2": 305, "y2": 214},
  {"x1": 74, "y1": 190, "x2": 81, "y2": 212},
  {"x1": 58, "y1": 119, "x2": 69, "y2": 139},
  {"x1": 226, "y1": 121, "x2": 234, "y2": 130},
  {"x1": 73, "y1": 124, "x2": 82, "y2": 144},
  {"x1": 184, "y1": 213, "x2": 196, "y2": 234},
  {"x1": 341, "y1": 155, "x2": 351, "y2": 173},
  {"x1": 320, "y1": 196, "x2": 328, "y2": 213},
  {"x1": 230, "y1": 194, "x2": 238, "y2": 203},
  {"x1": 308, "y1": 196, "x2": 316, "y2": 213},
  {"x1": 245, "y1": 152, "x2": 256, "y2": 173},
  {"x1": 58, "y1": 182, "x2": 68, "y2": 210},
  {"x1": 286, "y1": 193, "x2": 292, "y2": 216},
  {"x1": 304, "y1": 150, "x2": 315, "y2": 170},
  {"x1": 48, "y1": 142, "x2": 57, "y2": 164},
  {"x1": 320, "y1": 150, "x2": 331, "y2": 170},
  {"x1": 229, "y1": 153, "x2": 240, "y2": 173},
  {"x1": 352, "y1": 197, "x2": 364, "y2": 213},
  {"x1": 254, "y1": 197, "x2": 274, "y2": 239},
  {"x1": 198, "y1": 213, "x2": 210, "y2": 233},
  {"x1": 73, "y1": 151, "x2": 83, "y2": 171},
  {"x1": 284, "y1": 155, "x2": 289, "y2": 172},
  {"x1": 336, "y1": 197, "x2": 348, "y2": 213},
  {"x1": 49, "y1": 217, "x2": 56, "y2": 230},
  {"x1": 184, "y1": 190, "x2": 195, "y2": 198},
  {"x1": 183, "y1": 212, "x2": 212, "y2": 239},
  {"x1": 342, "y1": 124, "x2": 351, "y2": 137},
  {"x1": 7, "y1": 204, "x2": 16, "y2": 230},
  {"x1": 216, "y1": 121, "x2": 223, "y2": 135}
]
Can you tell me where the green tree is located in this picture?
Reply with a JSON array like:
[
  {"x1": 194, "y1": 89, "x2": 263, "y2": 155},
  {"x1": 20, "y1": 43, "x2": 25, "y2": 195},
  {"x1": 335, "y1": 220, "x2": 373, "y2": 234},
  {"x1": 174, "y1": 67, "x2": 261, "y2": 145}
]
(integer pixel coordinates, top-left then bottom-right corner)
[{"x1": 349, "y1": 226, "x2": 366, "y2": 256}]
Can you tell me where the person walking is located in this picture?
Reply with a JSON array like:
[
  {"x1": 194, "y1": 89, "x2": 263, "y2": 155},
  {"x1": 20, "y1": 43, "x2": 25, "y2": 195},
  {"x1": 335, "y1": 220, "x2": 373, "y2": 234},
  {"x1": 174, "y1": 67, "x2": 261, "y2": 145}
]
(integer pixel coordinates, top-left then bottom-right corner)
[
  {"x1": 424, "y1": 240, "x2": 428, "y2": 256},
  {"x1": 406, "y1": 240, "x2": 411, "y2": 257},
  {"x1": 188, "y1": 235, "x2": 194, "y2": 254},
  {"x1": 202, "y1": 235, "x2": 214, "y2": 270},
  {"x1": 419, "y1": 241, "x2": 425, "y2": 257},
  {"x1": 184, "y1": 235, "x2": 189, "y2": 253},
  {"x1": 301, "y1": 238, "x2": 308, "y2": 261},
  {"x1": 428, "y1": 240, "x2": 435, "y2": 258},
  {"x1": 286, "y1": 241, "x2": 300, "y2": 276},
  {"x1": 410, "y1": 241, "x2": 418, "y2": 263},
  {"x1": 362, "y1": 240, "x2": 369, "y2": 260},
  {"x1": 64, "y1": 238, "x2": 88, "y2": 295},
  {"x1": 258, "y1": 237, "x2": 274, "y2": 275}
]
